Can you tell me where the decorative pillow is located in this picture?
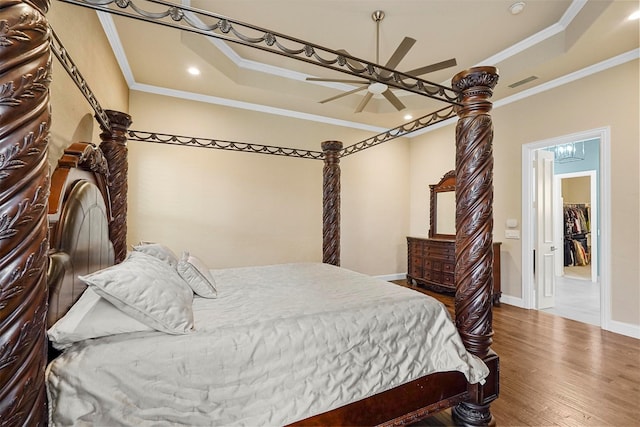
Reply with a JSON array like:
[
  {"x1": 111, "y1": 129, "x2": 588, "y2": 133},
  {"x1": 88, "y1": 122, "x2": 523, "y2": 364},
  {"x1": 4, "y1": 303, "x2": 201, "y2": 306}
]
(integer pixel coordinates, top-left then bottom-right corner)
[
  {"x1": 177, "y1": 251, "x2": 218, "y2": 298},
  {"x1": 132, "y1": 242, "x2": 179, "y2": 267},
  {"x1": 47, "y1": 287, "x2": 154, "y2": 350},
  {"x1": 79, "y1": 251, "x2": 194, "y2": 334}
]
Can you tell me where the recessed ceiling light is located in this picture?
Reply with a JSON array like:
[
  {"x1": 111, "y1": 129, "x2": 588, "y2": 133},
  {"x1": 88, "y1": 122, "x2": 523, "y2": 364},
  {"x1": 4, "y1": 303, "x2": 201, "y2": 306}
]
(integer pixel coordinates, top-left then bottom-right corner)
[
  {"x1": 187, "y1": 66, "x2": 201, "y2": 76},
  {"x1": 629, "y1": 10, "x2": 640, "y2": 20},
  {"x1": 404, "y1": 114, "x2": 413, "y2": 121},
  {"x1": 509, "y1": 1, "x2": 525, "y2": 15}
]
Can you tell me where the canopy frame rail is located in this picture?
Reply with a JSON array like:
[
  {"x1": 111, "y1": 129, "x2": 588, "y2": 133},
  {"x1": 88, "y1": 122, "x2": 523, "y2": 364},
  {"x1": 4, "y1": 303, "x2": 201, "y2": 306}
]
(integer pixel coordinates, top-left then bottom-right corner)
[
  {"x1": 50, "y1": 26, "x2": 111, "y2": 131},
  {"x1": 127, "y1": 103, "x2": 456, "y2": 161},
  {"x1": 127, "y1": 131, "x2": 326, "y2": 160},
  {"x1": 57, "y1": 0, "x2": 461, "y2": 106},
  {"x1": 340, "y1": 105, "x2": 456, "y2": 157}
]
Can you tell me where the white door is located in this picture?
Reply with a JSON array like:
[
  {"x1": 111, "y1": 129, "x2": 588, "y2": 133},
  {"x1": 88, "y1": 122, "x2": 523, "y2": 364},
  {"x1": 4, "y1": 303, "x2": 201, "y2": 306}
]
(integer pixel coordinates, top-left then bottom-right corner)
[{"x1": 535, "y1": 150, "x2": 556, "y2": 309}]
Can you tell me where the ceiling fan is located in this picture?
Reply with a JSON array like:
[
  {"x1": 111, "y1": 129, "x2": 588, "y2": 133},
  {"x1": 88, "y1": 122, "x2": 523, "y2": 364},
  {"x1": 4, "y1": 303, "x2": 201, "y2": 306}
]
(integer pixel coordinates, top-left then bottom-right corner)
[{"x1": 307, "y1": 10, "x2": 457, "y2": 113}]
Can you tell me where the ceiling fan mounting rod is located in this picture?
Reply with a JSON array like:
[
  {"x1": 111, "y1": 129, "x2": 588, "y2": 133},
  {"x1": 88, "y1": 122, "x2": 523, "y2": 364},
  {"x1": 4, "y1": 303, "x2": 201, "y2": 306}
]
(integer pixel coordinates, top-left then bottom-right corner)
[{"x1": 372, "y1": 10, "x2": 384, "y2": 64}]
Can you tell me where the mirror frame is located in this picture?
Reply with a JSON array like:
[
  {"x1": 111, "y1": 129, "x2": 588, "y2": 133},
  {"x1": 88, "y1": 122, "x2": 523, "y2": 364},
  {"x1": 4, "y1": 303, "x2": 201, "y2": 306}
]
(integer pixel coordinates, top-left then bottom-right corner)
[{"x1": 429, "y1": 170, "x2": 456, "y2": 239}]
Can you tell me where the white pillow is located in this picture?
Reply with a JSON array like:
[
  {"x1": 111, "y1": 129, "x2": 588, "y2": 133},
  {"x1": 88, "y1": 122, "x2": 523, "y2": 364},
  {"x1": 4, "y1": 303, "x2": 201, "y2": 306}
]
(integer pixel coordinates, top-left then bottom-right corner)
[
  {"x1": 79, "y1": 251, "x2": 194, "y2": 334},
  {"x1": 132, "y1": 242, "x2": 179, "y2": 267},
  {"x1": 47, "y1": 287, "x2": 154, "y2": 350},
  {"x1": 177, "y1": 251, "x2": 218, "y2": 298}
]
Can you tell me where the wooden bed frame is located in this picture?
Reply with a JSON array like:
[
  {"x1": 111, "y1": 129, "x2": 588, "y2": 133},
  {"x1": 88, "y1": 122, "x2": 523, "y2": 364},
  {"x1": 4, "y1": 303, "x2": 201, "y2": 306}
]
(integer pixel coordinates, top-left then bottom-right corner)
[{"x1": 0, "y1": 1, "x2": 499, "y2": 425}]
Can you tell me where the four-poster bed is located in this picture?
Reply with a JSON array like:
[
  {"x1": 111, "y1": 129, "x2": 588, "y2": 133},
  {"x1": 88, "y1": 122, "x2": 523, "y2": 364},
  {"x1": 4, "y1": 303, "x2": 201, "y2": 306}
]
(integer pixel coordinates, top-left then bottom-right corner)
[{"x1": 0, "y1": 1, "x2": 499, "y2": 425}]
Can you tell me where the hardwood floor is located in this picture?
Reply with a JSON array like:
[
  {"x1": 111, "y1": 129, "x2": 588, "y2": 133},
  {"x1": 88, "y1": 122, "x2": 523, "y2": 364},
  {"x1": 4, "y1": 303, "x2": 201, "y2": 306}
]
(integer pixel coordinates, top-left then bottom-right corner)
[{"x1": 392, "y1": 280, "x2": 640, "y2": 426}]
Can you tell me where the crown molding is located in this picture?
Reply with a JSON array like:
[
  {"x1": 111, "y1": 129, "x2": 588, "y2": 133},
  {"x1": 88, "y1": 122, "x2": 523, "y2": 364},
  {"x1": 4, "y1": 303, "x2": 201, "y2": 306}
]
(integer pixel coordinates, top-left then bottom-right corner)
[
  {"x1": 97, "y1": 11, "x2": 135, "y2": 87},
  {"x1": 492, "y1": 49, "x2": 640, "y2": 110},
  {"x1": 472, "y1": 0, "x2": 586, "y2": 67},
  {"x1": 129, "y1": 82, "x2": 389, "y2": 133},
  {"x1": 409, "y1": 49, "x2": 640, "y2": 138}
]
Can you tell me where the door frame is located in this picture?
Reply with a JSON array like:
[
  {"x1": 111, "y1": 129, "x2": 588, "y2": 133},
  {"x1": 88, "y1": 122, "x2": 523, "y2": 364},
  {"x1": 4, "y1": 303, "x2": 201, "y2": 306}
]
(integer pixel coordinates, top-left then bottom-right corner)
[
  {"x1": 521, "y1": 127, "x2": 610, "y2": 330},
  {"x1": 554, "y1": 171, "x2": 598, "y2": 282}
]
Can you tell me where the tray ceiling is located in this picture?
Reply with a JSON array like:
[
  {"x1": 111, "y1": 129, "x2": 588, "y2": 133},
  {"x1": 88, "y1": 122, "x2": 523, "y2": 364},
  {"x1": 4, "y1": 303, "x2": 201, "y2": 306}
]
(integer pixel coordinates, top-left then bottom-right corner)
[{"x1": 99, "y1": 0, "x2": 638, "y2": 132}]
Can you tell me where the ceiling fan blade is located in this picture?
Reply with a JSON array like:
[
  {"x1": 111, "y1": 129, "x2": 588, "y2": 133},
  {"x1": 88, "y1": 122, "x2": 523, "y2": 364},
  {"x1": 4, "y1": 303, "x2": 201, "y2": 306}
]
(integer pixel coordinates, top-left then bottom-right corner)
[
  {"x1": 320, "y1": 85, "x2": 368, "y2": 104},
  {"x1": 406, "y1": 58, "x2": 458, "y2": 76},
  {"x1": 382, "y1": 89, "x2": 406, "y2": 111},
  {"x1": 354, "y1": 92, "x2": 374, "y2": 113},
  {"x1": 306, "y1": 77, "x2": 368, "y2": 84},
  {"x1": 384, "y1": 37, "x2": 417, "y2": 71}
]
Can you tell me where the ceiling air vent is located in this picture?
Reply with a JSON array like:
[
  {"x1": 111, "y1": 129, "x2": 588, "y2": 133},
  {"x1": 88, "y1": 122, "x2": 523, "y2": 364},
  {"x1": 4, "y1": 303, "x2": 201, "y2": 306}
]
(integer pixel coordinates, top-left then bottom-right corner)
[{"x1": 508, "y1": 75, "x2": 538, "y2": 88}]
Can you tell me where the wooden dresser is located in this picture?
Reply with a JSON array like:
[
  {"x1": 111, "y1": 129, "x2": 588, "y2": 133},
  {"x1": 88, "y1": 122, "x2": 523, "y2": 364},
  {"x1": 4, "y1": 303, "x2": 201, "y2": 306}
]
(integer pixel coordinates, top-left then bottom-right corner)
[{"x1": 407, "y1": 237, "x2": 502, "y2": 305}]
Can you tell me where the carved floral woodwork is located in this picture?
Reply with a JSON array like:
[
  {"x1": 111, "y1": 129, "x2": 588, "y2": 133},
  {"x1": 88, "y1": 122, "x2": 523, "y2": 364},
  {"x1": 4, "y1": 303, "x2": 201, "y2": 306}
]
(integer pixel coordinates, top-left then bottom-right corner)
[
  {"x1": 99, "y1": 109, "x2": 132, "y2": 264},
  {"x1": 0, "y1": 1, "x2": 51, "y2": 425},
  {"x1": 322, "y1": 140, "x2": 342, "y2": 266},
  {"x1": 451, "y1": 66, "x2": 499, "y2": 426}
]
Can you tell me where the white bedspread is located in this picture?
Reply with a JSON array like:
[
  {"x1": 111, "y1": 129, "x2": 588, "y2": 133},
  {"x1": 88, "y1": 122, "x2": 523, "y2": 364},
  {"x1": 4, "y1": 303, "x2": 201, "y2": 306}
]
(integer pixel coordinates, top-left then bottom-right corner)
[{"x1": 46, "y1": 263, "x2": 488, "y2": 426}]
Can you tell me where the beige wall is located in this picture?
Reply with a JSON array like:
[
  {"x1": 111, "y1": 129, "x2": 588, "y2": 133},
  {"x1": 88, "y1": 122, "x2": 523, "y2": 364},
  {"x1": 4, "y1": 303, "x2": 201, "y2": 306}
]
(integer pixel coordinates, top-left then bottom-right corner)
[
  {"x1": 409, "y1": 59, "x2": 639, "y2": 327},
  {"x1": 127, "y1": 91, "x2": 410, "y2": 274},
  {"x1": 341, "y1": 140, "x2": 410, "y2": 275},
  {"x1": 408, "y1": 126, "x2": 456, "y2": 240},
  {"x1": 47, "y1": 3, "x2": 129, "y2": 164},
  {"x1": 562, "y1": 177, "x2": 591, "y2": 204}
]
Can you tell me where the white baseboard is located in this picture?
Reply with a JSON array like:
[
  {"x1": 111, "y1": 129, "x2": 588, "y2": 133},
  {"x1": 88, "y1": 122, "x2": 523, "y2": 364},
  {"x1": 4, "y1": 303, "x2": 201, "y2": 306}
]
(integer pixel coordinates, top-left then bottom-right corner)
[
  {"x1": 606, "y1": 320, "x2": 640, "y2": 339},
  {"x1": 498, "y1": 294, "x2": 525, "y2": 308}
]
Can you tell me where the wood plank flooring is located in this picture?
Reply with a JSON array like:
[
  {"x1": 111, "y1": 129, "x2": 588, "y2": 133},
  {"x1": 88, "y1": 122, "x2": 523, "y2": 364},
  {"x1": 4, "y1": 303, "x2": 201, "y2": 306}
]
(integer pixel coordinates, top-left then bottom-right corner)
[{"x1": 392, "y1": 280, "x2": 640, "y2": 426}]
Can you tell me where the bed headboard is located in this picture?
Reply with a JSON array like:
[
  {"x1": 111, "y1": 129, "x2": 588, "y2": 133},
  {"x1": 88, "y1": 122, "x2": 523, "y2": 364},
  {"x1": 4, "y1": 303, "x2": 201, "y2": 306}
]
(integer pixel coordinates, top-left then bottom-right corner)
[{"x1": 47, "y1": 142, "x2": 115, "y2": 327}]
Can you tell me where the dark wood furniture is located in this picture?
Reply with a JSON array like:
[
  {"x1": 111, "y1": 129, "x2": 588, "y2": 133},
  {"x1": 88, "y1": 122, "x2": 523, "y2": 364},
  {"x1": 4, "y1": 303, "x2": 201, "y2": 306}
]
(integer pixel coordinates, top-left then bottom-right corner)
[
  {"x1": 407, "y1": 237, "x2": 502, "y2": 305},
  {"x1": 409, "y1": 169, "x2": 502, "y2": 305},
  {"x1": 0, "y1": 3, "x2": 500, "y2": 424}
]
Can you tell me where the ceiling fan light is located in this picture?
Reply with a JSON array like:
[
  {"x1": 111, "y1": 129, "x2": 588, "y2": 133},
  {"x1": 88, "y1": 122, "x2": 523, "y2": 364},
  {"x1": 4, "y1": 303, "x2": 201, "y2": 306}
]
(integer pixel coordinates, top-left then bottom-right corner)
[{"x1": 368, "y1": 82, "x2": 388, "y2": 94}]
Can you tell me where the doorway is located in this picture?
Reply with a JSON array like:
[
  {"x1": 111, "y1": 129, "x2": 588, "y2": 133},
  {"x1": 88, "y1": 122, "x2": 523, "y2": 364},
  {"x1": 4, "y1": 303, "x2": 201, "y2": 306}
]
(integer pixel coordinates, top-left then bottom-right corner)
[
  {"x1": 555, "y1": 171, "x2": 597, "y2": 283},
  {"x1": 521, "y1": 127, "x2": 611, "y2": 330}
]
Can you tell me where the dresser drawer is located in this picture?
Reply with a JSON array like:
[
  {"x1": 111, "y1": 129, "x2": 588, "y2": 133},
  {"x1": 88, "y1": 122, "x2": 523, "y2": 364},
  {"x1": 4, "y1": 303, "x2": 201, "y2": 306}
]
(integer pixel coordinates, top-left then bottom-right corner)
[
  {"x1": 443, "y1": 262, "x2": 455, "y2": 273},
  {"x1": 409, "y1": 263, "x2": 422, "y2": 277},
  {"x1": 408, "y1": 237, "x2": 500, "y2": 302},
  {"x1": 443, "y1": 272, "x2": 454, "y2": 286},
  {"x1": 431, "y1": 271, "x2": 443, "y2": 283},
  {"x1": 425, "y1": 248, "x2": 454, "y2": 263}
]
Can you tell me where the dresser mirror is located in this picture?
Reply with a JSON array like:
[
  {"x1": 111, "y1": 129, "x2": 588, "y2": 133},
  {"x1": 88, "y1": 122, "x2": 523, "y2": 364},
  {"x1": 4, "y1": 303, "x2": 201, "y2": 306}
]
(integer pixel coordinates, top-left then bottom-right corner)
[{"x1": 429, "y1": 170, "x2": 456, "y2": 239}]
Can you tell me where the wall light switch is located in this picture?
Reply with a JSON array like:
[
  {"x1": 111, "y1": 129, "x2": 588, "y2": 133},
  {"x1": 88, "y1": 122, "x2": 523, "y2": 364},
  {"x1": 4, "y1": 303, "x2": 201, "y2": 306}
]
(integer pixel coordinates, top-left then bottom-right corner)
[{"x1": 505, "y1": 229, "x2": 520, "y2": 239}]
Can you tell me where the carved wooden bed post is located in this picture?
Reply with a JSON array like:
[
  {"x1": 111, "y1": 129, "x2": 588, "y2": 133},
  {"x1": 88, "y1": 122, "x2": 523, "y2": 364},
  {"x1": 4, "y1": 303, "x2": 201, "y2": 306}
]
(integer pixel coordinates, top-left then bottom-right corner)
[
  {"x1": 99, "y1": 110, "x2": 132, "y2": 264},
  {"x1": 322, "y1": 140, "x2": 342, "y2": 266},
  {"x1": 451, "y1": 66, "x2": 500, "y2": 426},
  {"x1": 0, "y1": 0, "x2": 51, "y2": 424}
]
